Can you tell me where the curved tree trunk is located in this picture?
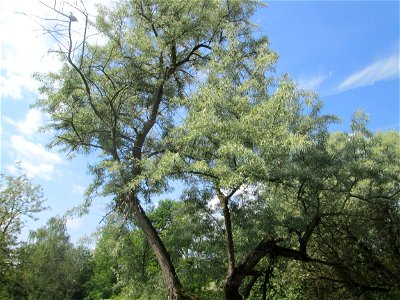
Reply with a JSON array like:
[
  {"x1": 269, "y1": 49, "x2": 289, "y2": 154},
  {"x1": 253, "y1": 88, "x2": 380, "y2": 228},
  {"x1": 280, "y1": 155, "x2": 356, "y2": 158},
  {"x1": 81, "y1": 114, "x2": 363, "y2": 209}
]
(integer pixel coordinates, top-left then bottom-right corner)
[{"x1": 127, "y1": 193, "x2": 200, "y2": 300}]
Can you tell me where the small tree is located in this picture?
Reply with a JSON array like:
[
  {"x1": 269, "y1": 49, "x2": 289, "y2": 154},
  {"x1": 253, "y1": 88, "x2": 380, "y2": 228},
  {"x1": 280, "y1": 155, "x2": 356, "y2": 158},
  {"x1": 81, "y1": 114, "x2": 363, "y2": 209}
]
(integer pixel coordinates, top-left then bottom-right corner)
[
  {"x1": 0, "y1": 170, "x2": 46, "y2": 297},
  {"x1": 0, "y1": 171, "x2": 45, "y2": 247}
]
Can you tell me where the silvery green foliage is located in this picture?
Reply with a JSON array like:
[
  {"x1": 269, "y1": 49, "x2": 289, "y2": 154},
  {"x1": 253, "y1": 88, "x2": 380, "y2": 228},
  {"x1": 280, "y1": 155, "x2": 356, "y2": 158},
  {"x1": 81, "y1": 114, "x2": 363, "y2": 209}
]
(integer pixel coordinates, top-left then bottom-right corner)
[{"x1": 34, "y1": 0, "x2": 262, "y2": 204}]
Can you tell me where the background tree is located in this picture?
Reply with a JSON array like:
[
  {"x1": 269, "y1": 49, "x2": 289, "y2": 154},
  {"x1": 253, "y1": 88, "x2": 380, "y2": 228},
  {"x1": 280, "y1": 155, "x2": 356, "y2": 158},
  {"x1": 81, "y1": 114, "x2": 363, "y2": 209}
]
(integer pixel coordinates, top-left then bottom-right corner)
[
  {"x1": 0, "y1": 171, "x2": 46, "y2": 299},
  {"x1": 18, "y1": 217, "x2": 92, "y2": 300},
  {"x1": 84, "y1": 221, "x2": 120, "y2": 300},
  {"x1": 294, "y1": 128, "x2": 400, "y2": 299},
  {"x1": 233, "y1": 122, "x2": 400, "y2": 299}
]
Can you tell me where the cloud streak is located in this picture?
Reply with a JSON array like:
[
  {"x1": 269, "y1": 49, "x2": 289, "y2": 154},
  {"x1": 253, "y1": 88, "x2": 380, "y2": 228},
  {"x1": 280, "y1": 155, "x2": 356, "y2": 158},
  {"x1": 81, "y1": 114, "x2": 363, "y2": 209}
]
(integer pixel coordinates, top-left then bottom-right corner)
[
  {"x1": 335, "y1": 54, "x2": 399, "y2": 93},
  {"x1": 296, "y1": 72, "x2": 333, "y2": 91},
  {"x1": 72, "y1": 185, "x2": 86, "y2": 196}
]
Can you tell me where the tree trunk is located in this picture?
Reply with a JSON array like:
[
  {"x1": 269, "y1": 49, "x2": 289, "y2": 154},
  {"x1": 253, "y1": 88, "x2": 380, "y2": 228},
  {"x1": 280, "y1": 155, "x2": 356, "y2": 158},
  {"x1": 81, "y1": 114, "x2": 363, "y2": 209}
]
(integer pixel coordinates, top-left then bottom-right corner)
[
  {"x1": 243, "y1": 275, "x2": 260, "y2": 299},
  {"x1": 223, "y1": 239, "x2": 308, "y2": 300},
  {"x1": 224, "y1": 280, "x2": 244, "y2": 300},
  {"x1": 217, "y1": 190, "x2": 236, "y2": 274},
  {"x1": 216, "y1": 189, "x2": 242, "y2": 300},
  {"x1": 127, "y1": 193, "x2": 199, "y2": 300}
]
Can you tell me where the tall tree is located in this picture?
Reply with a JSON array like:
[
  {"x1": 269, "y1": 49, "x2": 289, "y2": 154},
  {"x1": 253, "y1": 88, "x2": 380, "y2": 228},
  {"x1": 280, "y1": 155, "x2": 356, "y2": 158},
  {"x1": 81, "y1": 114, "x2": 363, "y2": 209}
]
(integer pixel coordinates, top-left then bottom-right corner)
[
  {"x1": 165, "y1": 34, "x2": 335, "y2": 297},
  {"x1": 34, "y1": 0, "x2": 261, "y2": 298},
  {"x1": 168, "y1": 94, "x2": 400, "y2": 298}
]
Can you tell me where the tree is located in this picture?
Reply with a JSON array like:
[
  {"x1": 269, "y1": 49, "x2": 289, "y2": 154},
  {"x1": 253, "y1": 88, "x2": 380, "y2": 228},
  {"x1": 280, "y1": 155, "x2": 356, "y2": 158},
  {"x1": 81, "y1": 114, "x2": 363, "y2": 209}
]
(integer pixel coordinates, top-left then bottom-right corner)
[
  {"x1": 0, "y1": 171, "x2": 46, "y2": 249},
  {"x1": 296, "y1": 129, "x2": 400, "y2": 299},
  {"x1": 245, "y1": 128, "x2": 400, "y2": 300},
  {"x1": 153, "y1": 17, "x2": 339, "y2": 296},
  {"x1": 84, "y1": 215, "x2": 129, "y2": 300},
  {"x1": 168, "y1": 88, "x2": 400, "y2": 299},
  {"x1": 34, "y1": 0, "x2": 263, "y2": 298},
  {"x1": 19, "y1": 217, "x2": 92, "y2": 300},
  {"x1": 0, "y1": 171, "x2": 46, "y2": 298}
]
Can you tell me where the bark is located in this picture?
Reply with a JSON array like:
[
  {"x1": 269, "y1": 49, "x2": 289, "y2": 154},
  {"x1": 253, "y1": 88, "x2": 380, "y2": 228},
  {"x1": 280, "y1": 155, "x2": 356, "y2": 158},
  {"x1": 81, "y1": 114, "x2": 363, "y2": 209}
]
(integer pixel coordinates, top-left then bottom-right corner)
[
  {"x1": 261, "y1": 262, "x2": 274, "y2": 300},
  {"x1": 125, "y1": 75, "x2": 199, "y2": 299},
  {"x1": 127, "y1": 193, "x2": 200, "y2": 300},
  {"x1": 242, "y1": 275, "x2": 260, "y2": 299},
  {"x1": 217, "y1": 189, "x2": 236, "y2": 274},
  {"x1": 123, "y1": 42, "x2": 213, "y2": 300},
  {"x1": 224, "y1": 238, "x2": 309, "y2": 300},
  {"x1": 215, "y1": 188, "x2": 242, "y2": 300}
]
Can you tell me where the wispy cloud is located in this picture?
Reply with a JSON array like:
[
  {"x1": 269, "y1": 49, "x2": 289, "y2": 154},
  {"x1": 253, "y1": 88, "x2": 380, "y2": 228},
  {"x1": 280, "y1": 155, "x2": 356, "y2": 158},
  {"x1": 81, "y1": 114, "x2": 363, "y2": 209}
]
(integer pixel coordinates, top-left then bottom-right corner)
[
  {"x1": 373, "y1": 122, "x2": 400, "y2": 132},
  {"x1": 335, "y1": 53, "x2": 399, "y2": 93},
  {"x1": 296, "y1": 72, "x2": 333, "y2": 91},
  {"x1": 72, "y1": 184, "x2": 86, "y2": 196},
  {"x1": 7, "y1": 135, "x2": 62, "y2": 180},
  {"x1": 3, "y1": 109, "x2": 44, "y2": 136},
  {"x1": 66, "y1": 218, "x2": 84, "y2": 231}
]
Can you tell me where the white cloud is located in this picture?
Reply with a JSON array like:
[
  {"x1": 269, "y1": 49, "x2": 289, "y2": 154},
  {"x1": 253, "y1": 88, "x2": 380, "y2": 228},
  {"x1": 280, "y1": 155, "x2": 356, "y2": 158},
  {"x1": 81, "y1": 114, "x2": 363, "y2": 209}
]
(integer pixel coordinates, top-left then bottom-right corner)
[
  {"x1": 3, "y1": 108, "x2": 44, "y2": 136},
  {"x1": 335, "y1": 53, "x2": 399, "y2": 93},
  {"x1": 296, "y1": 72, "x2": 332, "y2": 91},
  {"x1": 0, "y1": 0, "x2": 112, "y2": 100},
  {"x1": 66, "y1": 217, "x2": 84, "y2": 230},
  {"x1": 0, "y1": 0, "x2": 62, "y2": 99},
  {"x1": 72, "y1": 184, "x2": 86, "y2": 195},
  {"x1": 8, "y1": 135, "x2": 62, "y2": 180}
]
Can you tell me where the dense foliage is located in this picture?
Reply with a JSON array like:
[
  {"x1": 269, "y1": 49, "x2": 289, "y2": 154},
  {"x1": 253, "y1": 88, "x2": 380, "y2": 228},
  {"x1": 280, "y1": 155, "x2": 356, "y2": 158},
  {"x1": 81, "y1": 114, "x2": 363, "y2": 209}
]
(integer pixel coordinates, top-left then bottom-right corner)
[
  {"x1": 2, "y1": 0, "x2": 399, "y2": 299},
  {"x1": 1, "y1": 129, "x2": 399, "y2": 299}
]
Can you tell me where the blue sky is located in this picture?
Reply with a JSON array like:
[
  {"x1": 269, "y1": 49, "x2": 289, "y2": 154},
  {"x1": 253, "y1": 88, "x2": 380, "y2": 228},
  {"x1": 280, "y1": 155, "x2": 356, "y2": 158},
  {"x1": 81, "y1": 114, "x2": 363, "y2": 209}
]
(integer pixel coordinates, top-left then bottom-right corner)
[
  {"x1": 1, "y1": 0, "x2": 399, "y2": 245},
  {"x1": 257, "y1": 1, "x2": 399, "y2": 131}
]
